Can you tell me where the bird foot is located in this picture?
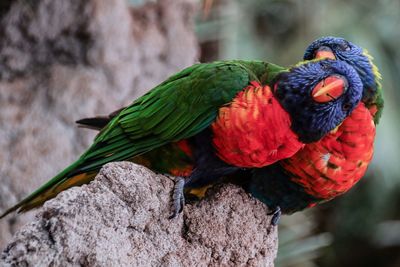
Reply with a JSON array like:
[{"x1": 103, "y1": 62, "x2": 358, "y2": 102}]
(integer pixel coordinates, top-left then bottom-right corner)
[
  {"x1": 169, "y1": 176, "x2": 185, "y2": 219},
  {"x1": 267, "y1": 206, "x2": 281, "y2": 226}
]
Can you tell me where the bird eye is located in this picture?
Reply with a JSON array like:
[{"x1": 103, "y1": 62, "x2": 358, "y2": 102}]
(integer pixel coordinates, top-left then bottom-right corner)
[{"x1": 311, "y1": 75, "x2": 348, "y2": 103}]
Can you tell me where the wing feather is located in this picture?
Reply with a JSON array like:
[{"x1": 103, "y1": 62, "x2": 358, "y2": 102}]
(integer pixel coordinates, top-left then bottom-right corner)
[{"x1": 76, "y1": 62, "x2": 256, "y2": 172}]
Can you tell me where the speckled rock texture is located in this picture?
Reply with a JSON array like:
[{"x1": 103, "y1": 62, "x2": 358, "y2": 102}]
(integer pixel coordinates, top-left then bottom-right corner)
[
  {"x1": 0, "y1": 0, "x2": 198, "y2": 249},
  {"x1": 0, "y1": 162, "x2": 278, "y2": 266}
]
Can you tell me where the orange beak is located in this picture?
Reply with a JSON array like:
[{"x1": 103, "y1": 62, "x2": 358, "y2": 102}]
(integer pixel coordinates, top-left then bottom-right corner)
[
  {"x1": 312, "y1": 76, "x2": 347, "y2": 103},
  {"x1": 315, "y1": 46, "x2": 336, "y2": 60}
]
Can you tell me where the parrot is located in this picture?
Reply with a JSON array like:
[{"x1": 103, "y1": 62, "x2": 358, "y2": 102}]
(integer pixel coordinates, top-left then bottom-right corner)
[
  {"x1": 78, "y1": 36, "x2": 383, "y2": 224},
  {"x1": 248, "y1": 36, "x2": 383, "y2": 223},
  {"x1": 0, "y1": 59, "x2": 363, "y2": 220}
]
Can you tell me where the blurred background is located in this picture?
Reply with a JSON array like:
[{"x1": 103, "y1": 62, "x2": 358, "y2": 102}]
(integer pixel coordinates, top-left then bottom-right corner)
[{"x1": 1, "y1": 0, "x2": 399, "y2": 266}]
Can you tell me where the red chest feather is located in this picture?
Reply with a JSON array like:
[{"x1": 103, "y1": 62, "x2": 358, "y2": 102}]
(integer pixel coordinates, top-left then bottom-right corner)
[
  {"x1": 281, "y1": 103, "x2": 376, "y2": 199},
  {"x1": 211, "y1": 81, "x2": 304, "y2": 168}
]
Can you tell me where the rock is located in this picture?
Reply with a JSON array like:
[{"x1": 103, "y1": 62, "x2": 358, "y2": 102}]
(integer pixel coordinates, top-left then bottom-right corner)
[
  {"x1": 1, "y1": 162, "x2": 278, "y2": 266},
  {"x1": 0, "y1": 0, "x2": 198, "y2": 248}
]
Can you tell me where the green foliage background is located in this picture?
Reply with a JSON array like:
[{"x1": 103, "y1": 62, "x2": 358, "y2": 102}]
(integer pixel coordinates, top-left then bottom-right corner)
[{"x1": 195, "y1": 0, "x2": 400, "y2": 266}]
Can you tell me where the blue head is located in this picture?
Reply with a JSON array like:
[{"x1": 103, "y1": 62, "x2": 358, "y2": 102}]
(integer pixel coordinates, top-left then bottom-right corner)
[
  {"x1": 303, "y1": 36, "x2": 383, "y2": 122},
  {"x1": 274, "y1": 59, "x2": 363, "y2": 143}
]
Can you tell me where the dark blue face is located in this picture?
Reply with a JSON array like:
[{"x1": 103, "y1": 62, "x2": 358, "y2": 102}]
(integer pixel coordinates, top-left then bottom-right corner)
[
  {"x1": 274, "y1": 60, "x2": 363, "y2": 143},
  {"x1": 303, "y1": 36, "x2": 377, "y2": 104}
]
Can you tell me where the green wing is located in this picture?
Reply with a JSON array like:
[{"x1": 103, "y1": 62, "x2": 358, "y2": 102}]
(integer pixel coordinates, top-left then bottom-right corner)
[
  {"x1": 1, "y1": 60, "x2": 280, "y2": 217},
  {"x1": 78, "y1": 61, "x2": 262, "y2": 172}
]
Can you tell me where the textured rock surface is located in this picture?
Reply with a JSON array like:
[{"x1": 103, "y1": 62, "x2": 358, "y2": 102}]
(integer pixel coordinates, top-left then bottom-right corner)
[
  {"x1": 0, "y1": 0, "x2": 198, "y2": 248},
  {"x1": 0, "y1": 162, "x2": 278, "y2": 266}
]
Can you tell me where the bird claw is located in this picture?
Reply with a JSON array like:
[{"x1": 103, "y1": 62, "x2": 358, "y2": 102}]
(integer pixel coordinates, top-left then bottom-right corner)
[
  {"x1": 267, "y1": 206, "x2": 281, "y2": 226},
  {"x1": 169, "y1": 177, "x2": 185, "y2": 219}
]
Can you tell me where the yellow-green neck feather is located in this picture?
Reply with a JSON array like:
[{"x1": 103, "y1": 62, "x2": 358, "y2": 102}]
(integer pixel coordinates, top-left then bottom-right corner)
[{"x1": 363, "y1": 49, "x2": 384, "y2": 124}]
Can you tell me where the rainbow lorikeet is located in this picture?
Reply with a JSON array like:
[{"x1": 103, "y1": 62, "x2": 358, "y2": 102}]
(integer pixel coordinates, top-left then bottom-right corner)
[
  {"x1": 248, "y1": 37, "x2": 383, "y2": 223},
  {"x1": 75, "y1": 37, "x2": 382, "y2": 225},
  {"x1": 0, "y1": 59, "x2": 363, "y2": 220}
]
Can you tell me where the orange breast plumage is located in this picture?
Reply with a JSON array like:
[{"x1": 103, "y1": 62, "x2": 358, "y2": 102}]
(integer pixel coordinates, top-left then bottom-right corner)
[
  {"x1": 211, "y1": 81, "x2": 304, "y2": 168},
  {"x1": 281, "y1": 102, "x2": 376, "y2": 199}
]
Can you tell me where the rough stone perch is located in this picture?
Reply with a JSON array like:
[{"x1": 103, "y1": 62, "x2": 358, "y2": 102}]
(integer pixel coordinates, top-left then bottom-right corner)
[
  {"x1": 0, "y1": 162, "x2": 278, "y2": 266},
  {"x1": 0, "y1": 0, "x2": 198, "y2": 248}
]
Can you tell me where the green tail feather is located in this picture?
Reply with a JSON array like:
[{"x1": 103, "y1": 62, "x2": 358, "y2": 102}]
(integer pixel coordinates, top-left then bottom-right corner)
[
  {"x1": 0, "y1": 158, "x2": 85, "y2": 219},
  {"x1": 76, "y1": 117, "x2": 109, "y2": 130}
]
